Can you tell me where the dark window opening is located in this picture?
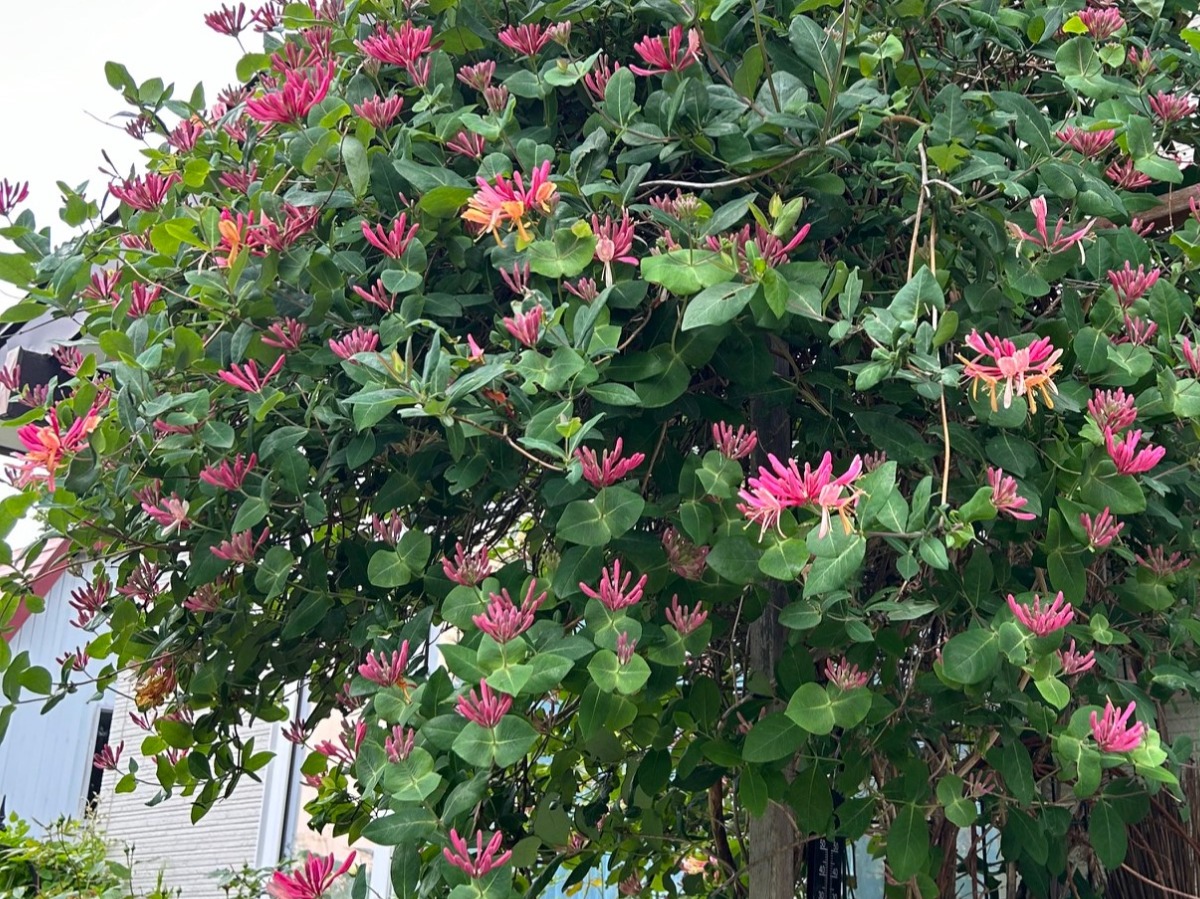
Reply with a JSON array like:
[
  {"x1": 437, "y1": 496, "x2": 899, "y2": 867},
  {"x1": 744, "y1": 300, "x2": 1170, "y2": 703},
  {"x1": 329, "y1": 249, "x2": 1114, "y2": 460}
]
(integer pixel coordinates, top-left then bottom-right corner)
[{"x1": 85, "y1": 709, "x2": 112, "y2": 810}]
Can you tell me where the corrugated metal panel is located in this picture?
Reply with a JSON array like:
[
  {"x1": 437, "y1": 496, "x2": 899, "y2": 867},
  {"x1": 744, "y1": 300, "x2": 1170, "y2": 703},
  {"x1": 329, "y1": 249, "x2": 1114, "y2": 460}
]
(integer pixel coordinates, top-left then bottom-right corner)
[
  {"x1": 93, "y1": 686, "x2": 272, "y2": 899},
  {"x1": 0, "y1": 570, "x2": 108, "y2": 829}
]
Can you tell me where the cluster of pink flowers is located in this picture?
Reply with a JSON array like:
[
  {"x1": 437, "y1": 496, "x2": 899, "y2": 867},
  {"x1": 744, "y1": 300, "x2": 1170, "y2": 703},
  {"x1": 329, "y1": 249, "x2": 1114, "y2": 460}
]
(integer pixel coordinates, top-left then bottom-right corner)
[
  {"x1": 69, "y1": 577, "x2": 110, "y2": 630},
  {"x1": 110, "y1": 172, "x2": 180, "y2": 211},
  {"x1": 359, "y1": 21, "x2": 434, "y2": 69},
  {"x1": 0, "y1": 179, "x2": 29, "y2": 217},
  {"x1": 1106, "y1": 157, "x2": 1152, "y2": 190},
  {"x1": 576, "y1": 438, "x2": 645, "y2": 489},
  {"x1": 1058, "y1": 639, "x2": 1096, "y2": 676},
  {"x1": 128, "y1": 283, "x2": 162, "y2": 318},
  {"x1": 825, "y1": 657, "x2": 870, "y2": 690},
  {"x1": 1088, "y1": 387, "x2": 1137, "y2": 432},
  {"x1": 1090, "y1": 699, "x2": 1145, "y2": 753},
  {"x1": 958, "y1": 330, "x2": 1063, "y2": 413},
  {"x1": 664, "y1": 595, "x2": 708, "y2": 636},
  {"x1": 707, "y1": 222, "x2": 812, "y2": 275},
  {"x1": 737, "y1": 451, "x2": 864, "y2": 538},
  {"x1": 315, "y1": 719, "x2": 366, "y2": 766},
  {"x1": 93, "y1": 740, "x2": 124, "y2": 771},
  {"x1": 263, "y1": 318, "x2": 307, "y2": 351},
  {"x1": 12, "y1": 405, "x2": 103, "y2": 491},
  {"x1": 212, "y1": 526, "x2": 270, "y2": 564},
  {"x1": 580, "y1": 560, "x2": 647, "y2": 612},
  {"x1": 987, "y1": 467, "x2": 1034, "y2": 521},
  {"x1": 1006, "y1": 591, "x2": 1073, "y2": 637},
  {"x1": 362, "y1": 215, "x2": 419, "y2": 258},
  {"x1": 351, "y1": 280, "x2": 397, "y2": 315},
  {"x1": 246, "y1": 61, "x2": 335, "y2": 126},
  {"x1": 456, "y1": 681, "x2": 512, "y2": 728},
  {"x1": 447, "y1": 130, "x2": 487, "y2": 160},
  {"x1": 584, "y1": 54, "x2": 623, "y2": 101},
  {"x1": 615, "y1": 631, "x2": 638, "y2": 665},
  {"x1": 358, "y1": 641, "x2": 411, "y2": 691},
  {"x1": 1135, "y1": 544, "x2": 1190, "y2": 577},
  {"x1": 267, "y1": 852, "x2": 355, "y2": 899},
  {"x1": 662, "y1": 528, "x2": 709, "y2": 580},
  {"x1": 1077, "y1": 6, "x2": 1124, "y2": 40},
  {"x1": 712, "y1": 422, "x2": 758, "y2": 460},
  {"x1": 1080, "y1": 507, "x2": 1123, "y2": 549},
  {"x1": 1006, "y1": 196, "x2": 1093, "y2": 257},
  {"x1": 330, "y1": 327, "x2": 380, "y2": 360},
  {"x1": 354, "y1": 94, "x2": 404, "y2": 130},
  {"x1": 497, "y1": 23, "x2": 555, "y2": 57},
  {"x1": 1107, "y1": 262, "x2": 1161, "y2": 308},
  {"x1": 461, "y1": 161, "x2": 559, "y2": 243},
  {"x1": 141, "y1": 493, "x2": 192, "y2": 536},
  {"x1": 443, "y1": 829, "x2": 512, "y2": 879},
  {"x1": 1105, "y1": 428, "x2": 1165, "y2": 475},
  {"x1": 200, "y1": 453, "x2": 257, "y2": 491},
  {"x1": 219, "y1": 356, "x2": 286, "y2": 392},
  {"x1": 503, "y1": 305, "x2": 544, "y2": 348},
  {"x1": 631, "y1": 25, "x2": 702, "y2": 76},
  {"x1": 500, "y1": 262, "x2": 530, "y2": 297},
  {"x1": 82, "y1": 269, "x2": 123, "y2": 302},
  {"x1": 592, "y1": 211, "x2": 638, "y2": 285},
  {"x1": 385, "y1": 725, "x2": 416, "y2": 762},
  {"x1": 1055, "y1": 126, "x2": 1115, "y2": 157},
  {"x1": 473, "y1": 582, "x2": 545, "y2": 643},
  {"x1": 442, "y1": 542, "x2": 493, "y2": 586},
  {"x1": 1148, "y1": 90, "x2": 1197, "y2": 124}
]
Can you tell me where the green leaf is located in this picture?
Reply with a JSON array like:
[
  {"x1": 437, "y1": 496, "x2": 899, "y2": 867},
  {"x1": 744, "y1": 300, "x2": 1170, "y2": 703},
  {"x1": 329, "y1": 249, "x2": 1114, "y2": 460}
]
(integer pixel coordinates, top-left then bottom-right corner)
[
  {"x1": 362, "y1": 809, "x2": 438, "y2": 846},
  {"x1": 785, "y1": 683, "x2": 835, "y2": 735},
  {"x1": 527, "y1": 225, "x2": 597, "y2": 279},
  {"x1": 887, "y1": 804, "x2": 930, "y2": 883},
  {"x1": 557, "y1": 487, "x2": 645, "y2": 546},
  {"x1": 1081, "y1": 461, "x2": 1145, "y2": 515},
  {"x1": 740, "y1": 767, "x2": 768, "y2": 817},
  {"x1": 803, "y1": 534, "x2": 865, "y2": 597},
  {"x1": 368, "y1": 549, "x2": 412, "y2": 588},
  {"x1": 1035, "y1": 674, "x2": 1071, "y2": 710},
  {"x1": 254, "y1": 546, "x2": 293, "y2": 599},
  {"x1": 742, "y1": 712, "x2": 806, "y2": 762},
  {"x1": 341, "y1": 136, "x2": 370, "y2": 198},
  {"x1": 641, "y1": 249, "x2": 735, "y2": 296},
  {"x1": 604, "y1": 66, "x2": 637, "y2": 123},
  {"x1": 452, "y1": 717, "x2": 537, "y2": 768},
  {"x1": 759, "y1": 538, "x2": 809, "y2": 580},
  {"x1": 1089, "y1": 802, "x2": 1127, "y2": 870},
  {"x1": 941, "y1": 628, "x2": 999, "y2": 684},
  {"x1": 706, "y1": 535, "x2": 760, "y2": 584},
  {"x1": 788, "y1": 16, "x2": 839, "y2": 87},
  {"x1": 681, "y1": 282, "x2": 758, "y2": 330},
  {"x1": 380, "y1": 748, "x2": 441, "y2": 802},
  {"x1": 828, "y1": 686, "x2": 872, "y2": 728},
  {"x1": 392, "y1": 158, "x2": 469, "y2": 192},
  {"x1": 418, "y1": 185, "x2": 475, "y2": 218},
  {"x1": 0, "y1": 253, "x2": 34, "y2": 287}
]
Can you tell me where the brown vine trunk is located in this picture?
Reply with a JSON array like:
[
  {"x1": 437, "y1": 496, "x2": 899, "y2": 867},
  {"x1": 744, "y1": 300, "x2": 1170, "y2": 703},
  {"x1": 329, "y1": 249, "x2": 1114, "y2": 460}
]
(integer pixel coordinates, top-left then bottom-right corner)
[{"x1": 748, "y1": 339, "x2": 799, "y2": 899}]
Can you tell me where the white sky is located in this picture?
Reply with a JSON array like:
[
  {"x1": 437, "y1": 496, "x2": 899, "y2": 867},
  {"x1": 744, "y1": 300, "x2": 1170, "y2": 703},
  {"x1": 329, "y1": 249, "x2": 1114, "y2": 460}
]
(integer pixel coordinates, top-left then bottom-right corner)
[
  {"x1": 0, "y1": 0, "x2": 244, "y2": 232},
  {"x1": 0, "y1": 2, "x2": 244, "y2": 547}
]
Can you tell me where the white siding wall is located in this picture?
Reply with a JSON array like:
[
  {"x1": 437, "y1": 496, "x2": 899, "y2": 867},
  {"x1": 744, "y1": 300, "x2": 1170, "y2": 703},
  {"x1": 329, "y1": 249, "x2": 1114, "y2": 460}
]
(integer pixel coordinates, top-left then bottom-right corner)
[
  {"x1": 0, "y1": 569, "x2": 109, "y2": 829},
  {"x1": 94, "y1": 688, "x2": 274, "y2": 898}
]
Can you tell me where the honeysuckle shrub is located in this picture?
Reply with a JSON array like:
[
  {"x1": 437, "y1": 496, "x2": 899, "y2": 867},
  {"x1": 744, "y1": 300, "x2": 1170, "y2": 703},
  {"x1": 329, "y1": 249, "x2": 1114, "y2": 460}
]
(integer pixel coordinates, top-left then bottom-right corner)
[{"x1": 2, "y1": 0, "x2": 1200, "y2": 896}]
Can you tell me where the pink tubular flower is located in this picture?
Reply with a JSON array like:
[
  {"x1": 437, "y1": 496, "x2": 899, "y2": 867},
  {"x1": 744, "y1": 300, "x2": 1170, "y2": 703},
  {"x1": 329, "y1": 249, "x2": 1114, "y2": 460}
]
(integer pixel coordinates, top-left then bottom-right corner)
[
  {"x1": 592, "y1": 211, "x2": 637, "y2": 285},
  {"x1": 329, "y1": 327, "x2": 380, "y2": 360},
  {"x1": 352, "y1": 280, "x2": 396, "y2": 314},
  {"x1": 0, "y1": 179, "x2": 29, "y2": 217},
  {"x1": 219, "y1": 356, "x2": 286, "y2": 392},
  {"x1": 712, "y1": 422, "x2": 758, "y2": 460},
  {"x1": 53, "y1": 345, "x2": 84, "y2": 375},
  {"x1": 457, "y1": 61, "x2": 495, "y2": 91},
  {"x1": 1006, "y1": 591, "x2": 1074, "y2": 637},
  {"x1": 211, "y1": 526, "x2": 270, "y2": 564},
  {"x1": 359, "y1": 642, "x2": 411, "y2": 690},
  {"x1": 250, "y1": 204, "x2": 319, "y2": 253},
  {"x1": 315, "y1": 720, "x2": 365, "y2": 765},
  {"x1": 142, "y1": 494, "x2": 191, "y2": 535},
  {"x1": 576, "y1": 438, "x2": 644, "y2": 489},
  {"x1": 183, "y1": 584, "x2": 221, "y2": 613},
  {"x1": 263, "y1": 318, "x2": 307, "y2": 351},
  {"x1": 825, "y1": 657, "x2": 870, "y2": 690},
  {"x1": 616, "y1": 631, "x2": 637, "y2": 665},
  {"x1": 1058, "y1": 639, "x2": 1096, "y2": 676},
  {"x1": 1055, "y1": 126, "x2": 1116, "y2": 157},
  {"x1": 456, "y1": 681, "x2": 512, "y2": 728},
  {"x1": 110, "y1": 172, "x2": 180, "y2": 211},
  {"x1": 1088, "y1": 387, "x2": 1137, "y2": 433},
  {"x1": 706, "y1": 222, "x2": 812, "y2": 274},
  {"x1": 1148, "y1": 90, "x2": 1196, "y2": 124},
  {"x1": 499, "y1": 261, "x2": 530, "y2": 296},
  {"x1": 462, "y1": 160, "x2": 558, "y2": 243},
  {"x1": 362, "y1": 215, "x2": 418, "y2": 258},
  {"x1": 1106, "y1": 157, "x2": 1152, "y2": 190},
  {"x1": 662, "y1": 528, "x2": 709, "y2": 580},
  {"x1": 737, "y1": 451, "x2": 864, "y2": 538},
  {"x1": 958, "y1": 330, "x2": 1063, "y2": 413},
  {"x1": 13, "y1": 405, "x2": 101, "y2": 491},
  {"x1": 129, "y1": 283, "x2": 162, "y2": 318},
  {"x1": 466, "y1": 334, "x2": 485, "y2": 363},
  {"x1": 442, "y1": 542, "x2": 492, "y2": 586},
  {"x1": 497, "y1": 23, "x2": 554, "y2": 58},
  {"x1": 1006, "y1": 196, "x2": 1094, "y2": 257},
  {"x1": 252, "y1": 0, "x2": 282, "y2": 31},
  {"x1": 246, "y1": 61, "x2": 335, "y2": 126},
  {"x1": 447, "y1": 130, "x2": 487, "y2": 160},
  {"x1": 474, "y1": 582, "x2": 545, "y2": 643},
  {"x1": 93, "y1": 740, "x2": 124, "y2": 771},
  {"x1": 665, "y1": 595, "x2": 707, "y2": 636},
  {"x1": 443, "y1": 829, "x2": 512, "y2": 879},
  {"x1": 205, "y1": 3, "x2": 248, "y2": 36},
  {"x1": 584, "y1": 54, "x2": 621, "y2": 101},
  {"x1": 1107, "y1": 262, "x2": 1161, "y2": 308},
  {"x1": 630, "y1": 25, "x2": 702, "y2": 76},
  {"x1": 1135, "y1": 544, "x2": 1191, "y2": 577},
  {"x1": 1118, "y1": 314, "x2": 1157, "y2": 347},
  {"x1": 167, "y1": 119, "x2": 204, "y2": 153},
  {"x1": 353, "y1": 94, "x2": 404, "y2": 130},
  {"x1": 1182, "y1": 335, "x2": 1200, "y2": 377},
  {"x1": 201, "y1": 454, "x2": 257, "y2": 490},
  {"x1": 82, "y1": 269, "x2": 123, "y2": 302},
  {"x1": 564, "y1": 277, "x2": 599, "y2": 302},
  {"x1": 1090, "y1": 699, "x2": 1145, "y2": 753},
  {"x1": 1077, "y1": 7, "x2": 1124, "y2": 41},
  {"x1": 385, "y1": 725, "x2": 416, "y2": 762},
  {"x1": 580, "y1": 560, "x2": 648, "y2": 612},
  {"x1": 502, "y1": 305, "x2": 544, "y2": 348},
  {"x1": 483, "y1": 84, "x2": 510, "y2": 114},
  {"x1": 358, "y1": 22, "x2": 434, "y2": 68},
  {"x1": 1105, "y1": 427, "x2": 1165, "y2": 475},
  {"x1": 987, "y1": 466, "x2": 1036, "y2": 521},
  {"x1": 1080, "y1": 507, "x2": 1123, "y2": 549},
  {"x1": 268, "y1": 853, "x2": 355, "y2": 899}
]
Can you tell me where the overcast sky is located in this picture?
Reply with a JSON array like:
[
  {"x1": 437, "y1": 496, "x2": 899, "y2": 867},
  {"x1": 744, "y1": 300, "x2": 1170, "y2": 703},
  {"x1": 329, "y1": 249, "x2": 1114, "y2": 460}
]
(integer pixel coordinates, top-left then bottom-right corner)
[{"x1": 0, "y1": 1, "x2": 244, "y2": 232}]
